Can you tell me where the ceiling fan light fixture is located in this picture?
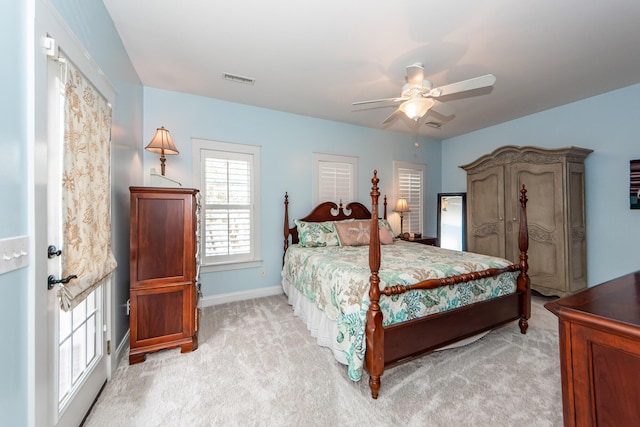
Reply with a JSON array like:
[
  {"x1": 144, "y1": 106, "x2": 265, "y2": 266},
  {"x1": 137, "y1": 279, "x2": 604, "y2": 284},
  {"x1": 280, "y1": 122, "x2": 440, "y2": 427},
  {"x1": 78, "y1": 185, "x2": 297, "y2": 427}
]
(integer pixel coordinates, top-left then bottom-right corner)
[{"x1": 398, "y1": 98, "x2": 435, "y2": 121}]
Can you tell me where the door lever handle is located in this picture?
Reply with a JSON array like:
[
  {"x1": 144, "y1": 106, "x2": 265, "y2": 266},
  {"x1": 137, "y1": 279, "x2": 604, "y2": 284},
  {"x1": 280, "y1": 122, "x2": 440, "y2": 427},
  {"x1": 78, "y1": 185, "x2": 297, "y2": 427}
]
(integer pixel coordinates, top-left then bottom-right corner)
[{"x1": 48, "y1": 274, "x2": 77, "y2": 290}]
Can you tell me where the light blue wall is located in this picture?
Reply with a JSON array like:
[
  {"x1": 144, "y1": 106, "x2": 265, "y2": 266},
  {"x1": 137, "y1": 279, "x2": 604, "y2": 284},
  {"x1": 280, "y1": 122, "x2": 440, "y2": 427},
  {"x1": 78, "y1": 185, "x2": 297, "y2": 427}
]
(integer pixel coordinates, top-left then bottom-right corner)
[
  {"x1": 0, "y1": 0, "x2": 29, "y2": 423},
  {"x1": 8, "y1": 3, "x2": 637, "y2": 422},
  {"x1": 143, "y1": 87, "x2": 441, "y2": 296},
  {"x1": 50, "y1": 0, "x2": 144, "y2": 345},
  {"x1": 442, "y1": 83, "x2": 640, "y2": 285}
]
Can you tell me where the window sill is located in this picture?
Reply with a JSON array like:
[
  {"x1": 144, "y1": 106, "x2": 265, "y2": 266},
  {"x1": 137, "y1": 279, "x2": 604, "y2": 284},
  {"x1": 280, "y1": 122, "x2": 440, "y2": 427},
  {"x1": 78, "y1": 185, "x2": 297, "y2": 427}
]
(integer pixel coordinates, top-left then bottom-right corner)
[{"x1": 199, "y1": 259, "x2": 262, "y2": 273}]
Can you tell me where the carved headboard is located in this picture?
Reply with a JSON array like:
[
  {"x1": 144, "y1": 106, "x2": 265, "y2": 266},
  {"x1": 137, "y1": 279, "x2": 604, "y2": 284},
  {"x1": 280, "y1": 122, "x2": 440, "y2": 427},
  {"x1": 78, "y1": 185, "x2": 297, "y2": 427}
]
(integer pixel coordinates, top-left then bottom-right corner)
[{"x1": 283, "y1": 194, "x2": 387, "y2": 253}]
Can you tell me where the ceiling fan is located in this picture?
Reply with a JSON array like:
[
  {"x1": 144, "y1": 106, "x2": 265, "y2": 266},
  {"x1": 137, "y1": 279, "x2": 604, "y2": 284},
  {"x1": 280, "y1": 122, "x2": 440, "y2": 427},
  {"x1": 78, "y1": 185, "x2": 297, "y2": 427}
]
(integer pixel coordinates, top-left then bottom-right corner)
[{"x1": 353, "y1": 63, "x2": 496, "y2": 126}]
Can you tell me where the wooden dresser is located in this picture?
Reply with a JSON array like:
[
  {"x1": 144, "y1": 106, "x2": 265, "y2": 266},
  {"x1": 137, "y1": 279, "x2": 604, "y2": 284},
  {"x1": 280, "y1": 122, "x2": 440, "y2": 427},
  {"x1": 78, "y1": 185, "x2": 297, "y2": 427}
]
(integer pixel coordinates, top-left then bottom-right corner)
[
  {"x1": 129, "y1": 187, "x2": 200, "y2": 364},
  {"x1": 545, "y1": 271, "x2": 640, "y2": 426}
]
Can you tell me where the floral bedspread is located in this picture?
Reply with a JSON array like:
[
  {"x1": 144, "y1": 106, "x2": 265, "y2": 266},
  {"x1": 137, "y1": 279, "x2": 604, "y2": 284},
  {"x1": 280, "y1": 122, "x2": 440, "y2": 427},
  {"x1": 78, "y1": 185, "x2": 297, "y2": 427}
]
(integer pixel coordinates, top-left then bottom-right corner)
[{"x1": 281, "y1": 241, "x2": 518, "y2": 381}]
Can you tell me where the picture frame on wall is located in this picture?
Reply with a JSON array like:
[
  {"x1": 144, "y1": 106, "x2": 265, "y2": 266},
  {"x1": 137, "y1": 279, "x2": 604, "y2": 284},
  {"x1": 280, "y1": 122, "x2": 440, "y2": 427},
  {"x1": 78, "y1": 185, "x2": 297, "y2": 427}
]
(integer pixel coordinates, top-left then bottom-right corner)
[{"x1": 631, "y1": 160, "x2": 640, "y2": 209}]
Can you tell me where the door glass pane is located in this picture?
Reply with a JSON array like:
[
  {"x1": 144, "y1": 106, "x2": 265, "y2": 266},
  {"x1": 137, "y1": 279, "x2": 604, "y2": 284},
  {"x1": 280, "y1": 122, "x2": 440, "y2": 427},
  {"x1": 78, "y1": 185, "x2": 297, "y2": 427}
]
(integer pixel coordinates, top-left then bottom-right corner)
[
  {"x1": 59, "y1": 308, "x2": 72, "y2": 342},
  {"x1": 87, "y1": 314, "x2": 96, "y2": 362},
  {"x1": 58, "y1": 338, "x2": 71, "y2": 402},
  {"x1": 72, "y1": 298, "x2": 85, "y2": 330},
  {"x1": 86, "y1": 291, "x2": 95, "y2": 312},
  {"x1": 72, "y1": 324, "x2": 86, "y2": 382},
  {"x1": 58, "y1": 286, "x2": 102, "y2": 409}
]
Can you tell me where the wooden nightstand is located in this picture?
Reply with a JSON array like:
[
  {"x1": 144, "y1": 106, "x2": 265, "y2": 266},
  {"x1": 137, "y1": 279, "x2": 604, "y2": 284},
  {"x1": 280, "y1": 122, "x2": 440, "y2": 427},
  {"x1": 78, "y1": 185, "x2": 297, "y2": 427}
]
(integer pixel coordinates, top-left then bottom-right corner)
[{"x1": 400, "y1": 236, "x2": 438, "y2": 246}]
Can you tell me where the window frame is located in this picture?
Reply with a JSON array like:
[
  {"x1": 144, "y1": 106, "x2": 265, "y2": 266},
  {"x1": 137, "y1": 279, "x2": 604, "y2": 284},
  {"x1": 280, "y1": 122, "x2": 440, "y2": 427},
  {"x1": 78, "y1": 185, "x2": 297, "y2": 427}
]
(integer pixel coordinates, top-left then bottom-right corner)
[
  {"x1": 192, "y1": 138, "x2": 262, "y2": 272},
  {"x1": 313, "y1": 152, "x2": 358, "y2": 206},
  {"x1": 393, "y1": 160, "x2": 425, "y2": 235}
]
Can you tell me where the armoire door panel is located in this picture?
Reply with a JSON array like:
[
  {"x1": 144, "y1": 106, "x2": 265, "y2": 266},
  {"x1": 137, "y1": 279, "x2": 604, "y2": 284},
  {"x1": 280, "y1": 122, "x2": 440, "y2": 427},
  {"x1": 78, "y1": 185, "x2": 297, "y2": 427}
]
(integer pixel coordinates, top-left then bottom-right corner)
[
  {"x1": 136, "y1": 198, "x2": 186, "y2": 281},
  {"x1": 569, "y1": 171, "x2": 586, "y2": 228},
  {"x1": 508, "y1": 163, "x2": 566, "y2": 289},
  {"x1": 570, "y1": 239, "x2": 587, "y2": 292},
  {"x1": 134, "y1": 287, "x2": 185, "y2": 341},
  {"x1": 467, "y1": 166, "x2": 505, "y2": 258},
  {"x1": 528, "y1": 239, "x2": 558, "y2": 277},
  {"x1": 568, "y1": 163, "x2": 588, "y2": 290},
  {"x1": 511, "y1": 167, "x2": 561, "y2": 232}
]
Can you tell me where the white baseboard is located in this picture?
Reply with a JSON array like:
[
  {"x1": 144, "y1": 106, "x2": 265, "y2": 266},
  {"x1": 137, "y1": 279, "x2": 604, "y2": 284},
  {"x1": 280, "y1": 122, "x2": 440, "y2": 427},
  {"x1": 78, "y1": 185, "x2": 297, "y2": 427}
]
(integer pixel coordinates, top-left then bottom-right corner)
[
  {"x1": 109, "y1": 330, "x2": 130, "y2": 378},
  {"x1": 200, "y1": 285, "x2": 283, "y2": 307},
  {"x1": 116, "y1": 330, "x2": 129, "y2": 361}
]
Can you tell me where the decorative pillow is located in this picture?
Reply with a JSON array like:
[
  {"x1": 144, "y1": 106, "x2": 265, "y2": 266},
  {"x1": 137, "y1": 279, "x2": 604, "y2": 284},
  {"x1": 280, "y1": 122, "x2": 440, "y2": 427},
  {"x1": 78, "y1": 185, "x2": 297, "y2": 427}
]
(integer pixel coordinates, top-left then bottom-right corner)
[
  {"x1": 378, "y1": 219, "x2": 396, "y2": 240},
  {"x1": 335, "y1": 221, "x2": 371, "y2": 246},
  {"x1": 294, "y1": 220, "x2": 340, "y2": 247},
  {"x1": 379, "y1": 225, "x2": 393, "y2": 245}
]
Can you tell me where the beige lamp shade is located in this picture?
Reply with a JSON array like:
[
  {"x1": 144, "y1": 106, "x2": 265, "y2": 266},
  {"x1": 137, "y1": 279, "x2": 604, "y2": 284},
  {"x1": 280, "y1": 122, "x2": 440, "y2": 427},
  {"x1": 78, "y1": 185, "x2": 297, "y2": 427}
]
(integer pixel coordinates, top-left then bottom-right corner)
[
  {"x1": 398, "y1": 98, "x2": 435, "y2": 121},
  {"x1": 394, "y1": 197, "x2": 411, "y2": 213},
  {"x1": 145, "y1": 126, "x2": 179, "y2": 175}
]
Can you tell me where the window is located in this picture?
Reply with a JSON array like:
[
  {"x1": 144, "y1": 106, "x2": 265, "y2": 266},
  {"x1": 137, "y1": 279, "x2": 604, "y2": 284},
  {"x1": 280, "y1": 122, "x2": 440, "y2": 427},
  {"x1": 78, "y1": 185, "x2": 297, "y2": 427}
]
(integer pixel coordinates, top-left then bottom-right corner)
[
  {"x1": 313, "y1": 153, "x2": 358, "y2": 205},
  {"x1": 394, "y1": 160, "x2": 425, "y2": 234},
  {"x1": 193, "y1": 139, "x2": 261, "y2": 271}
]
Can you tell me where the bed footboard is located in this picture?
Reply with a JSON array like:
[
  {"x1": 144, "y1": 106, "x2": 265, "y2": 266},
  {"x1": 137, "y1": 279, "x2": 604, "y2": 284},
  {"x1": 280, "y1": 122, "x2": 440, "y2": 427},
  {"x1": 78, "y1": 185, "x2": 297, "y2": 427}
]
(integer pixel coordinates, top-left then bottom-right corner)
[{"x1": 365, "y1": 170, "x2": 531, "y2": 399}]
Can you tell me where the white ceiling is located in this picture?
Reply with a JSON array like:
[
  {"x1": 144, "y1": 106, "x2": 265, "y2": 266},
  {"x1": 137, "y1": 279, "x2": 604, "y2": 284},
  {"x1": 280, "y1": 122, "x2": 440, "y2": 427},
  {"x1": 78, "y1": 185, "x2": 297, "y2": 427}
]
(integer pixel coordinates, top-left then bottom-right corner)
[{"x1": 102, "y1": 0, "x2": 640, "y2": 140}]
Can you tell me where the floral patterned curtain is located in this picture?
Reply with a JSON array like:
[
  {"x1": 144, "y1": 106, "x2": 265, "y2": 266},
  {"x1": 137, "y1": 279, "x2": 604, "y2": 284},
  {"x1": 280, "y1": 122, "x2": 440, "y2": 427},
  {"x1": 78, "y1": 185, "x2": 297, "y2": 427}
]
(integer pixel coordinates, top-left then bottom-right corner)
[{"x1": 58, "y1": 60, "x2": 117, "y2": 311}]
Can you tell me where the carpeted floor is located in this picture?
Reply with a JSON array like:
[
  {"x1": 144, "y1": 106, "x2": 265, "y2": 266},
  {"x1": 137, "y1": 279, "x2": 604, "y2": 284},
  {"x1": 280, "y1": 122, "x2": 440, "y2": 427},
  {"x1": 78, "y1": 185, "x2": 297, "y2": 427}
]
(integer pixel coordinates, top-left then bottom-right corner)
[{"x1": 84, "y1": 293, "x2": 563, "y2": 426}]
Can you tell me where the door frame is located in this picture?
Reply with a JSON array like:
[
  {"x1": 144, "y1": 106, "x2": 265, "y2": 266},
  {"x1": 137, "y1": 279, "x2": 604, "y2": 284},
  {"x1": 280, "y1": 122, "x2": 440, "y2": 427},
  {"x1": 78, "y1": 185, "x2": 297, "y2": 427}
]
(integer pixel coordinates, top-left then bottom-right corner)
[{"x1": 31, "y1": 1, "x2": 117, "y2": 425}]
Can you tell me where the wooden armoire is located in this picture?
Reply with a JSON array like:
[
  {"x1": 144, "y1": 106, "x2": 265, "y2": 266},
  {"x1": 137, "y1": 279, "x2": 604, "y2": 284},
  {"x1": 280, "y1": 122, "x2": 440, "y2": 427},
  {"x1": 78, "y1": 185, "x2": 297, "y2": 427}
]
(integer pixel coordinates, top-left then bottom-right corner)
[
  {"x1": 129, "y1": 187, "x2": 200, "y2": 364},
  {"x1": 461, "y1": 146, "x2": 593, "y2": 297}
]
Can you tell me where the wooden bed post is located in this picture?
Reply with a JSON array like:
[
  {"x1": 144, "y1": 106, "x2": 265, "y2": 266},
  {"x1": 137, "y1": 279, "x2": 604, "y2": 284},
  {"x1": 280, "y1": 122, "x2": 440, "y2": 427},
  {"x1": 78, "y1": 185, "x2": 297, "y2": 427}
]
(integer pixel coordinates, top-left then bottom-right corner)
[
  {"x1": 383, "y1": 195, "x2": 388, "y2": 220},
  {"x1": 365, "y1": 170, "x2": 384, "y2": 399},
  {"x1": 517, "y1": 185, "x2": 531, "y2": 334},
  {"x1": 283, "y1": 192, "x2": 290, "y2": 265}
]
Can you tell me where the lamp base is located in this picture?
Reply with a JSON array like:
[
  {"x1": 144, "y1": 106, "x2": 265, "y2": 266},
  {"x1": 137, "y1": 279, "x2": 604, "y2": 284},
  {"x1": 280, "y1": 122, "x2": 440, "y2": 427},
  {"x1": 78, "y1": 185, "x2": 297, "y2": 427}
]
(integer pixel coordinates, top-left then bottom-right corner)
[{"x1": 160, "y1": 156, "x2": 166, "y2": 176}]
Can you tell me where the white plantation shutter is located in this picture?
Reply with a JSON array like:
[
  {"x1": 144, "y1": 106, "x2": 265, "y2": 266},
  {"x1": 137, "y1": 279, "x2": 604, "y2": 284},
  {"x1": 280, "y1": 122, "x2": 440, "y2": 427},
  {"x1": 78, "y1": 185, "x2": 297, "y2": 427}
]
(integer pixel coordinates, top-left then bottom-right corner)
[
  {"x1": 204, "y1": 155, "x2": 251, "y2": 259},
  {"x1": 194, "y1": 140, "x2": 261, "y2": 269},
  {"x1": 319, "y1": 161, "x2": 353, "y2": 204},
  {"x1": 314, "y1": 153, "x2": 358, "y2": 205},
  {"x1": 394, "y1": 161, "x2": 425, "y2": 234}
]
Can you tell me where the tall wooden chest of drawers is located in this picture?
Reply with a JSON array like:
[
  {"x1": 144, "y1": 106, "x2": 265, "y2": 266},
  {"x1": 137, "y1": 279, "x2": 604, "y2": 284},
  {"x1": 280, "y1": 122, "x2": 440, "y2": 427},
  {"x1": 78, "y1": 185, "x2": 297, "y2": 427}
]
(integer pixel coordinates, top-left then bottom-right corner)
[{"x1": 129, "y1": 187, "x2": 200, "y2": 364}]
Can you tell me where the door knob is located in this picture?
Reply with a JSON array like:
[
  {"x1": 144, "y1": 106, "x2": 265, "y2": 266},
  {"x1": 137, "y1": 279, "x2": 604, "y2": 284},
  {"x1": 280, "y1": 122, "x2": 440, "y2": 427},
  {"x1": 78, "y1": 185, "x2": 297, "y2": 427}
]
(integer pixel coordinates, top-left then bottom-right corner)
[{"x1": 47, "y1": 245, "x2": 62, "y2": 258}]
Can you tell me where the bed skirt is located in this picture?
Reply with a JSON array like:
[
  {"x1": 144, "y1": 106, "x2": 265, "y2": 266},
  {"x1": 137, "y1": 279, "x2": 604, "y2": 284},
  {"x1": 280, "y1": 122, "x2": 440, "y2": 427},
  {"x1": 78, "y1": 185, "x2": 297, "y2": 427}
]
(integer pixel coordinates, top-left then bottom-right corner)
[
  {"x1": 281, "y1": 275, "x2": 349, "y2": 365},
  {"x1": 281, "y1": 274, "x2": 489, "y2": 371}
]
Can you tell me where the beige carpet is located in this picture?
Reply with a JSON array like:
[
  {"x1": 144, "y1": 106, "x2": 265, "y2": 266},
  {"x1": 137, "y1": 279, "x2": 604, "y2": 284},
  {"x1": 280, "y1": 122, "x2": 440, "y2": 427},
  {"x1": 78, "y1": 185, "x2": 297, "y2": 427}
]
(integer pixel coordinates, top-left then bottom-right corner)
[{"x1": 84, "y1": 293, "x2": 563, "y2": 426}]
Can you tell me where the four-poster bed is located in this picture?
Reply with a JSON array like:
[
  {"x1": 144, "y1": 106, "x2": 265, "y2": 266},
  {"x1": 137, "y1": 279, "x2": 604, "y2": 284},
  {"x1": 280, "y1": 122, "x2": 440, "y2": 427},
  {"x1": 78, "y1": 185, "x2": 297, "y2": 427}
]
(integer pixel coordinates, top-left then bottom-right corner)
[{"x1": 282, "y1": 170, "x2": 531, "y2": 399}]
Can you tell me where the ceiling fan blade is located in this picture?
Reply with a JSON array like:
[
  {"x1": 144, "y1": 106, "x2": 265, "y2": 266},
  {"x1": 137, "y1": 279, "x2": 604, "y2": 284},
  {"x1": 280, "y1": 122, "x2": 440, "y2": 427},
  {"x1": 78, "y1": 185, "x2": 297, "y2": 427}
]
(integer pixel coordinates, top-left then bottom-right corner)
[
  {"x1": 433, "y1": 74, "x2": 496, "y2": 97},
  {"x1": 382, "y1": 109, "x2": 402, "y2": 125},
  {"x1": 406, "y1": 64, "x2": 424, "y2": 87},
  {"x1": 430, "y1": 100, "x2": 455, "y2": 117},
  {"x1": 352, "y1": 97, "x2": 406, "y2": 106}
]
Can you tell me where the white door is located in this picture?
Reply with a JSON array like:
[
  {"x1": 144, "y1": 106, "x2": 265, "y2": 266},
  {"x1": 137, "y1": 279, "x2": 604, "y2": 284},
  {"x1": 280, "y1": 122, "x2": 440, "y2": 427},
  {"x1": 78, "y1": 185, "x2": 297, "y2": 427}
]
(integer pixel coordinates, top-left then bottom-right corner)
[{"x1": 42, "y1": 45, "x2": 110, "y2": 427}]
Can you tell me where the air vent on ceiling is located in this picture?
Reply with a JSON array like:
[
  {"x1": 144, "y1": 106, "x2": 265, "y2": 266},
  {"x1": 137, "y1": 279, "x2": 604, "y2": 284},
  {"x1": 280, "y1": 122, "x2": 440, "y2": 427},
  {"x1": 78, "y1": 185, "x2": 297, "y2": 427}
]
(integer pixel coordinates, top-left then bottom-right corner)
[
  {"x1": 222, "y1": 72, "x2": 256, "y2": 85},
  {"x1": 424, "y1": 121, "x2": 442, "y2": 129}
]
